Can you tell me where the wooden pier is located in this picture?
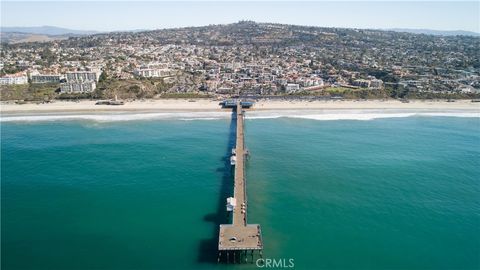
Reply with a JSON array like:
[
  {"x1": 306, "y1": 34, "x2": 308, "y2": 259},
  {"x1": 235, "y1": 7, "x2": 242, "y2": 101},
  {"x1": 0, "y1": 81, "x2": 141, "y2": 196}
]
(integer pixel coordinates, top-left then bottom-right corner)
[{"x1": 218, "y1": 102, "x2": 263, "y2": 263}]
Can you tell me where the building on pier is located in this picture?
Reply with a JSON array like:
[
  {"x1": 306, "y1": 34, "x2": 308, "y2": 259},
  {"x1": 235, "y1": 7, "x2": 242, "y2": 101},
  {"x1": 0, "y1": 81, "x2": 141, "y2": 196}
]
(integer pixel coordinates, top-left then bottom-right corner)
[
  {"x1": 219, "y1": 99, "x2": 255, "y2": 109},
  {"x1": 218, "y1": 102, "x2": 263, "y2": 263}
]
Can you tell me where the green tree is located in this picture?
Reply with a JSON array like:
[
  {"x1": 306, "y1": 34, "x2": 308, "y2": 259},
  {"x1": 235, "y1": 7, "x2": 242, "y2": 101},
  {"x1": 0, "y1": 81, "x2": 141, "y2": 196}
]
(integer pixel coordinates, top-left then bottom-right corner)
[
  {"x1": 99, "y1": 71, "x2": 108, "y2": 83},
  {"x1": 40, "y1": 47, "x2": 55, "y2": 66}
]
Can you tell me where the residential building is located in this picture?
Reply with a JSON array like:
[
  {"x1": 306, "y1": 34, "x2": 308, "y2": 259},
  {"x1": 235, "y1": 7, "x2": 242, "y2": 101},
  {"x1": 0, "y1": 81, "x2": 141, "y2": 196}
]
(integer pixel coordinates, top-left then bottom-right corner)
[
  {"x1": 286, "y1": 83, "x2": 300, "y2": 93},
  {"x1": 31, "y1": 74, "x2": 62, "y2": 84},
  {"x1": 60, "y1": 81, "x2": 96, "y2": 93},
  {"x1": 353, "y1": 79, "x2": 371, "y2": 88},
  {"x1": 370, "y1": 79, "x2": 384, "y2": 89},
  {"x1": 0, "y1": 73, "x2": 28, "y2": 85},
  {"x1": 66, "y1": 71, "x2": 101, "y2": 82},
  {"x1": 134, "y1": 68, "x2": 174, "y2": 78}
]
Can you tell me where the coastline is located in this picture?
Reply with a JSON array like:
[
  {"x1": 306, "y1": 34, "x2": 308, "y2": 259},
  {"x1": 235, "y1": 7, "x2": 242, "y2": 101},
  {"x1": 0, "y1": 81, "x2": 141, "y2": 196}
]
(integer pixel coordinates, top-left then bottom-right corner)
[
  {"x1": 1, "y1": 99, "x2": 479, "y2": 114},
  {"x1": 1, "y1": 99, "x2": 478, "y2": 122}
]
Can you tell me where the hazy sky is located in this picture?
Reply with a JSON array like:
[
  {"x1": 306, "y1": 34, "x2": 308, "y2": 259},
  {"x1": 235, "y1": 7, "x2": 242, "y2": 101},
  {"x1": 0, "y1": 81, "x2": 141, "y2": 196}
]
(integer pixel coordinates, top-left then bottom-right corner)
[{"x1": 2, "y1": 1, "x2": 479, "y2": 32}]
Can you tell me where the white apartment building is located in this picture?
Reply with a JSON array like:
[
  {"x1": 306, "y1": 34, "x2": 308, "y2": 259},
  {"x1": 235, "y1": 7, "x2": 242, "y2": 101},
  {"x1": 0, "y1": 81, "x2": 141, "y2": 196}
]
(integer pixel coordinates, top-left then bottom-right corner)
[
  {"x1": 285, "y1": 83, "x2": 300, "y2": 93},
  {"x1": 66, "y1": 71, "x2": 101, "y2": 82},
  {"x1": 134, "y1": 68, "x2": 174, "y2": 78},
  {"x1": 60, "y1": 81, "x2": 96, "y2": 93},
  {"x1": 0, "y1": 74, "x2": 28, "y2": 85},
  {"x1": 31, "y1": 74, "x2": 62, "y2": 84}
]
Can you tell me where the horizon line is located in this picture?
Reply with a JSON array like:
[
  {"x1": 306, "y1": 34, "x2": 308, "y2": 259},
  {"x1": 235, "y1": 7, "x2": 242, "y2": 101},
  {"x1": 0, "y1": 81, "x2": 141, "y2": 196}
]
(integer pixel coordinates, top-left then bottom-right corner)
[{"x1": 2, "y1": 22, "x2": 480, "y2": 34}]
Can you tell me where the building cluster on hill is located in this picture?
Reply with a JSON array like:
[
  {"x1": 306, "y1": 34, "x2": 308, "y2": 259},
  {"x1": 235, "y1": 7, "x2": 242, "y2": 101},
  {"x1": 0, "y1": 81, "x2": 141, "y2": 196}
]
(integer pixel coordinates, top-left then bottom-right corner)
[
  {"x1": 1, "y1": 21, "x2": 479, "y2": 97},
  {"x1": 60, "y1": 70, "x2": 101, "y2": 93},
  {"x1": 0, "y1": 68, "x2": 101, "y2": 94}
]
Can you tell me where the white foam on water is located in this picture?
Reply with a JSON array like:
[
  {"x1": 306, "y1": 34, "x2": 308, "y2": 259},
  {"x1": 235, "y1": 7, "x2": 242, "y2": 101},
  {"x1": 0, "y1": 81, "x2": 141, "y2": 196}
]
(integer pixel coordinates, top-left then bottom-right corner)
[
  {"x1": 1, "y1": 110, "x2": 478, "y2": 123},
  {"x1": 0, "y1": 111, "x2": 231, "y2": 123},
  {"x1": 289, "y1": 113, "x2": 417, "y2": 121},
  {"x1": 421, "y1": 112, "x2": 480, "y2": 118},
  {"x1": 179, "y1": 117, "x2": 226, "y2": 121},
  {"x1": 247, "y1": 110, "x2": 480, "y2": 121}
]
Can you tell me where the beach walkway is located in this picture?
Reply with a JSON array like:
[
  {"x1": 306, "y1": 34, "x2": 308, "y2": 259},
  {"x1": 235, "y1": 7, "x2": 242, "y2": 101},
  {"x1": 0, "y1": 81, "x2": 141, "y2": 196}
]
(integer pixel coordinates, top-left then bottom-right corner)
[{"x1": 218, "y1": 102, "x2": 263, "y2": 263}]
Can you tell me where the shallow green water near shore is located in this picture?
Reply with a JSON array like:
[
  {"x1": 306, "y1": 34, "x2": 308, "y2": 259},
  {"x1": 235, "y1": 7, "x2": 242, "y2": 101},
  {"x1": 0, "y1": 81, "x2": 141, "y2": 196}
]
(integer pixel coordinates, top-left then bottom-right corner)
[{"x1": 2, "y1": 116, "x2": 479, "y2": 269}]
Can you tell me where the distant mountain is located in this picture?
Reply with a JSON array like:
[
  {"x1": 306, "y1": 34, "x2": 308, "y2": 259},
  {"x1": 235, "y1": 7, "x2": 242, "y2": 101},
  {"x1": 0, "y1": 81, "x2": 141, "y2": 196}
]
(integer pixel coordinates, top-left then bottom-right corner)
[
  {"x1": 388, "y1": 28, "x2": 480, "y2": 37},
  {"x1": 0, "y1": 32, "x2": 70, "y2": 44},
  {"x1": 1, "y1": 26, "x2": 99, "y2": 36}
]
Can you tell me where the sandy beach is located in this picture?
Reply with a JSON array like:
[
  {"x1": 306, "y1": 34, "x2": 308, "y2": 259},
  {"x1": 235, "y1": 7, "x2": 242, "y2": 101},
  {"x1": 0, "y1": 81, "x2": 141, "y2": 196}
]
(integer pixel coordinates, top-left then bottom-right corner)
[{"x1": 1, "y1": 99, "x2": 479, "y2": 114}]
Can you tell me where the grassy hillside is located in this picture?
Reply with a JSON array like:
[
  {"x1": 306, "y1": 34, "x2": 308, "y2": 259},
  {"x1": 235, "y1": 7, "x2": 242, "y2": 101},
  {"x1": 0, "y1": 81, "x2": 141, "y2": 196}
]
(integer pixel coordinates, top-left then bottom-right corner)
[{"x1": 0, "y1": 83, "x2": 59, "y2": 101}]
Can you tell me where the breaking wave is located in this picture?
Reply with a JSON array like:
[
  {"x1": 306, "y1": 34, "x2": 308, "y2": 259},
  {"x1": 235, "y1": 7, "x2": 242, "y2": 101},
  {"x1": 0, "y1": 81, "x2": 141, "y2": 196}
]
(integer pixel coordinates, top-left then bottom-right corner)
[
  {"x1": 247, "y1": 110, "x2": 480, "y2": 121},
  {"x1": 290, "y1": 112, "x2": 480, "y2": 121},
  {"x1": 1, "y1": 110, "x2": 478, "y2": 123},
  {"x1": 0, "y1": 112, "x2": 231, "y2": 123}
]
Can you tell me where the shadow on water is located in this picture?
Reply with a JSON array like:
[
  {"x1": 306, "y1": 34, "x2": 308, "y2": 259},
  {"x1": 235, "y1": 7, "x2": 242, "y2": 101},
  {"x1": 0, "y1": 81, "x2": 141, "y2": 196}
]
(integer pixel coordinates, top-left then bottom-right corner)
[{"x1": 197, "y1": 107, "x2": 237, "y2": 263}]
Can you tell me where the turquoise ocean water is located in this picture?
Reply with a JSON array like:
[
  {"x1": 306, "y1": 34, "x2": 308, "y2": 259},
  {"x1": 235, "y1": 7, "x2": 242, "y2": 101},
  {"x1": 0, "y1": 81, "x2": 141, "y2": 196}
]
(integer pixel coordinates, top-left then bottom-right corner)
[{"x1": 1, "y1": 114, "x2": 479, "y2": 269}]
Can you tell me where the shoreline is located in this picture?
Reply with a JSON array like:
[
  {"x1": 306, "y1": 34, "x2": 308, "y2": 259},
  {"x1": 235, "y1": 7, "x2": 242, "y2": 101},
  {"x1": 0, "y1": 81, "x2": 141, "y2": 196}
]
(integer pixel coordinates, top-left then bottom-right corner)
[{"x1": 1, "y1": 99, "x2": 479, "y2": 114}]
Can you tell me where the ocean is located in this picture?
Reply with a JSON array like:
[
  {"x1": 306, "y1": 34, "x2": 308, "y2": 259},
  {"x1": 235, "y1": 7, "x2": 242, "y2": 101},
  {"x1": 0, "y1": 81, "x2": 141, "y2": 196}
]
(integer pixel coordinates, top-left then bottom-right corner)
[{"x1": 1, "y1": 111, "x2": 479, "y2": 270}]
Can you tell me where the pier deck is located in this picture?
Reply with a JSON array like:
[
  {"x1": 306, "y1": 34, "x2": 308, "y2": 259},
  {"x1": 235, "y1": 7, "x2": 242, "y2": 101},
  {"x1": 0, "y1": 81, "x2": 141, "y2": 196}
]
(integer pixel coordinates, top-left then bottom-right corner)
[{"x1": 218, "y1": 103, "x2": 263, "y2": 253}]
